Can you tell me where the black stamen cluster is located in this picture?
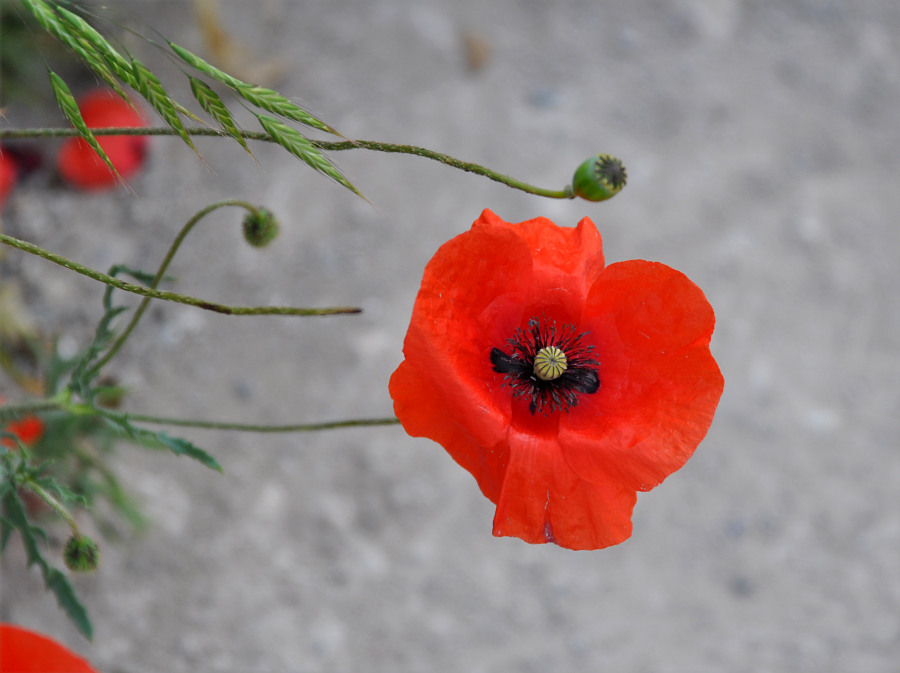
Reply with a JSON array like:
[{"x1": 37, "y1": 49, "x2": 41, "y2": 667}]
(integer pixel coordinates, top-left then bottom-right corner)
[{"x1": 490, "y1": 318, "x2": 600, "y2": 414}]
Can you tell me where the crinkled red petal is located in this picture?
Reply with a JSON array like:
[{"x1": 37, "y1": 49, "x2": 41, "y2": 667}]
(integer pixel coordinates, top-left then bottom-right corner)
[
  {"x1": 0, "y1": 623, "x2": 99, "y2": 673},
  {"x1": 491, "y1": 425, "x2": 635, "y2": 550},
  {"x1": 559, "y1": 260, "x2": 724, "y2": 491}
]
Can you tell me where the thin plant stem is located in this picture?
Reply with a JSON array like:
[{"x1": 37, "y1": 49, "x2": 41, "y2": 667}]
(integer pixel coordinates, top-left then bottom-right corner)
[
  {"x1": 113, "y1": 413, "x2": 401, "y2": 432},
  {"x1": 0, "y1": 127, "x2": 574, "y2": 199},
  {"x1": 0, "y1": 233, "x2": 361, "y2": 317},
  {"x1": 25, "y1": 480, "x2": 81, "y2": 537},
  {"x1": 87, "y1": 199, "x2": 261, "y2": 376}
]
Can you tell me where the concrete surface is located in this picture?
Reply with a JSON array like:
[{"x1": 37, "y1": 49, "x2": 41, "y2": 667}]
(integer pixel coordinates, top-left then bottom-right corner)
[{"x1": 2, "y1": 0, "x2": 898, "y2": 671}]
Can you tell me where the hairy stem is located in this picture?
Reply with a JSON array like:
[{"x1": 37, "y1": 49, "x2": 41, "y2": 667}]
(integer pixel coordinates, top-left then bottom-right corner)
[
  {"x1": 87, "y1": 199, "x2": 263, "y2": 376},
  {"x1": 0, "y1": 127, "x2": 573, "y2": 199},
  {"x1": 112, "y1": 413, "x2": 400, "y2": 432},
  {"x1": 0, "y1": 233, "x2": 361, "y2": 317}
]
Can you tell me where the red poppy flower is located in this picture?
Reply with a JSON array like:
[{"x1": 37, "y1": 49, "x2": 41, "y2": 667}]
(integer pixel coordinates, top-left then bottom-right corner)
[
  {"x1": 0, "y1": 149, "x2": 18, "y2": 210},
  {"x1": 0, "y1": 623, "x2": 99, "y2": 673},
  {"x1": 389, "y1": 209, "x2": 724, "y2": 550},
  {"x1": 0, "y1": 397, "x2": 44, "y2": 448},
  {"x1": 56, "y1": 89, "x2": 148, "y2": 190}
]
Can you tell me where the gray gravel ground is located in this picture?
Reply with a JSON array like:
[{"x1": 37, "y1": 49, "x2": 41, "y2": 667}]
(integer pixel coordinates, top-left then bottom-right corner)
[{"x1": 2, "y1": 0, "x2": 899, "y2": 671}]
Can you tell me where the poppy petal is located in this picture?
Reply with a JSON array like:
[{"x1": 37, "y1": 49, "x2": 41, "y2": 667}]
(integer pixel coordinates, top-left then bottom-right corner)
[
  {"x1": 491, "y1": 426, "x2": 635, "y2": 550},
  {"x1": 559, "y1": 260, "x2": 724, "y2": 491},
  {"x1": 0, "y1": 623, "x2": 99, "y2": 673},
  {"x1": 390, "y1": 359, "x2": 510, "y2": 502}
]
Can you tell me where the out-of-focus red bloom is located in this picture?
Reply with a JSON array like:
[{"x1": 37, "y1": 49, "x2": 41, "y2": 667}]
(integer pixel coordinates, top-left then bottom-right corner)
[
  {"x1": 389, "y1": 209, "x2": 724, "y2": 550},
  {"x1": 0, "y1": 397, "x2": 44, "y2": 447},
  {"x1": 0, "y1": 624, "x2": 98, "y2": 673},
  {"x1": 56, "y1": 89, "x2": 148, "y2": 190},
  {"x1": 0, "y1": 149, "x2": 18, "y2": 210}
]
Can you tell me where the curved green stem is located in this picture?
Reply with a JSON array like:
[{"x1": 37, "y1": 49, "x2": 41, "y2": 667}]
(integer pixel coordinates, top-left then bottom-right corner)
[
  {"x1": 0, "y1": 232, "x2": 361, "y2": 317},
  {"x1": 87, "y1": 199, "x2": 261, "y2": 376},
  {"x1": 0, "y1": 127, "x2": 573, "y2": 199},
  {"x1": 25, "y1": 479, "x2": 81, "y2": 537}
]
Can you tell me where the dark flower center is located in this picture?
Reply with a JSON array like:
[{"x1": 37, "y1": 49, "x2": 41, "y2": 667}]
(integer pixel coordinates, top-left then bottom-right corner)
[{"x1": 490, "y1": 317, "x2": 600, "y2": 414}]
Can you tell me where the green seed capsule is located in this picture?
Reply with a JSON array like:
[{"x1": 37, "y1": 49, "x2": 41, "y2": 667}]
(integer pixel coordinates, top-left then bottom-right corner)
[
  {"x1": 534, "y1": 346, "x2": 567, "y2": 381},
  {"x1": 63, "y1": 535, "x2": 100, "y2": 572},
  {"x1": 570, "y1": 154, "x2": 627, "y2": 202},
  {"x1": 242, "y1": 208, "x2": 280, "y2": 247}
]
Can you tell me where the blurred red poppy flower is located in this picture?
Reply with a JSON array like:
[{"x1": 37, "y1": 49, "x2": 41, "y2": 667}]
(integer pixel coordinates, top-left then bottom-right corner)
[
  {"x1": 389, "y1": 209, "x2": 724, "y2": 550},
  {"x1": 56, "y1": 89, "x2": 148, "y2": 190},
  {"x1": 1, "y1": 397, "x2": 44, "y2": 448},
  {"x1": 0, "y1": 623, "x2": 98, "y2": 673},
  {"x1": 0, "y1": 149, "x2": 18, "y2": 210}
]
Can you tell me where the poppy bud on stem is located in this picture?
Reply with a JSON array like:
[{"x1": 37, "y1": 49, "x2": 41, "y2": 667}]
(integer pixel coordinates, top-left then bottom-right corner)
[
  {"x1": 242, "y1": 207, "x2": 280, "y2": 247},
  {"x1": 567, "y1": 154, "x2": 627, "y2": 201},
  {"x1": 63, "y1": 534, "x2": 100, "y2": 572}
]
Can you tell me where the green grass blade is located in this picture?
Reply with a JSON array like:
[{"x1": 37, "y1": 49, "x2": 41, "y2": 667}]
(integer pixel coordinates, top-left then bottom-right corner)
[
  {"x1": 53, "y1": 5, "x2": 139, "y2": 89},
  {"x1": 48, "y1": 70, "x2": 124, "y2": 185},
  {"x1": 236, "y1": 84, "x2": 340, "y2": 136},
  {"x1": 131, "y1": 59, "x2": 198, "y2": 154},
  {"x1": 189, "y1": 77, "x2": 251, "y2": 154},
  {"x1": 257, "y1": 114, "x2": 363, "y2": 198},
  {"x1": 169, "y1": 40, "x2": 243, "y2": 88},
  {"x1": 22, "y1": 0, "x2": 129, "y2": 98},
  {"x1": 168, "y1": 40, "x2": 341, "y2": 136}
]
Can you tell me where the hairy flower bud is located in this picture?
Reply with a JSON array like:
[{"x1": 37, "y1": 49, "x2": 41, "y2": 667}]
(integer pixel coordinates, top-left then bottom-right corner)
[
  {"x1": 242, "y1": 208, "x2": 280, "y2": 247},
  {"x1": 570, "y1": 154, "x2": 627, "y2": 202},
  {"x1": 63, "y1": 535, "x2": 100, "y2": 572}
]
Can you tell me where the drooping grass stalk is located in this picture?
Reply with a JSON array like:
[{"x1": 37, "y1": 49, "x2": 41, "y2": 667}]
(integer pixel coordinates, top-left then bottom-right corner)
[{"x1": 0, "y1": 127, "x2": 574, "y2": 199}]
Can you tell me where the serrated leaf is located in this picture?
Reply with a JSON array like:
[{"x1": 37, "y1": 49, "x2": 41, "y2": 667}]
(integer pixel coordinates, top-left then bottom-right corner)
[
  {"x1": 46, "y1": 568, "x2": 94, "y2": 640},
  {"x1": 131, "y1": 59, "x2": 198, "y2": 155},
  {"x1": 153, "y1": 432, "x2": 223, "y2": 472},
  {"x1": 1, "y1": 488, "x2": 93, "y2": 640},
  {"x1": 48, "y1": 70, "x2": 125, "y2": 185},
  {"x1": 168, "y1": 40, "x2": 341, "y2": 136},
  {"x1": 257, "y1": 114, "x2": 364, "y2": 198},
  {"x1": 104, "y1": 415, "x2": 222, "y2": 472},
  {"x1": 189, "y1": 77, "x2": 251, "y2": 154}
]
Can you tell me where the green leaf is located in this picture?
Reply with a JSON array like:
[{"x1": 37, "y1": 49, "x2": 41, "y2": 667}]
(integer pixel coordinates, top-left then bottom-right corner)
[
  {"x1": 1, "y1": 488, "x2": 93, "y2": 640},
  {"x1": 169, "y1": 41, "x2": 243, "y2": 89},
  {"x1": 46, "y1": 568, "x2": 93, "y2": 640},
  {"x1": 48, "y1": 70, "x2": 124, "y2": 185},
  {"x1": 131, "y1": 59, "x2": 198, "y2": 154},
  {"x1": 103, "y1": 415, "x2": 222, "y2": 473},
  {"x1": 168, "y1": 40, "x2": 341, "y2": 136},
  {"x1": 189, "y1": 77, "x2": 252, "y2": 154},
  {"x1": 257, "y1": 114, "x2": 364, "y2": 199}
]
